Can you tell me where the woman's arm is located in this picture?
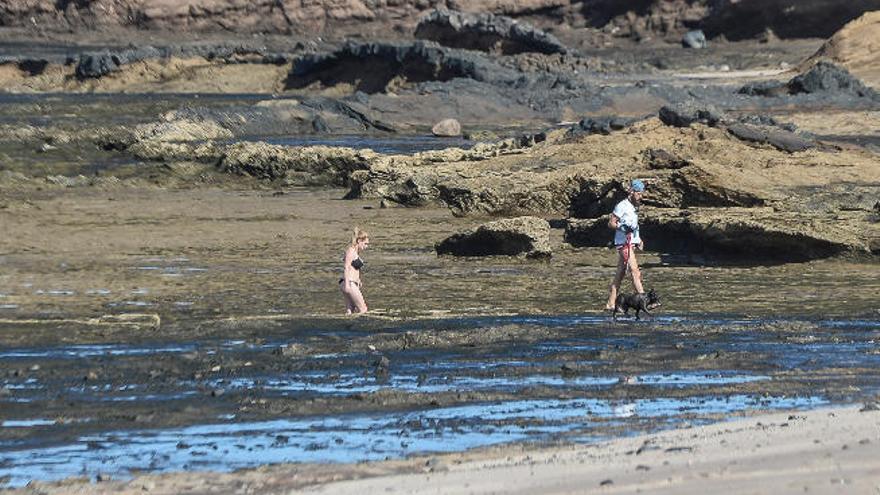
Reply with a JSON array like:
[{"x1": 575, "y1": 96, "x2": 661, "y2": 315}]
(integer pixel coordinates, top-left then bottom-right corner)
[{"x1": 342, "y1": 247, "x2": 355, "y2": 282}]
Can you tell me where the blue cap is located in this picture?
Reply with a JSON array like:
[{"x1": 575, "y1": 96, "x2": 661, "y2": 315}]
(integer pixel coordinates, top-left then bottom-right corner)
[{"x1": 631, "y1": 179, "x2": 645, "y2": 192}]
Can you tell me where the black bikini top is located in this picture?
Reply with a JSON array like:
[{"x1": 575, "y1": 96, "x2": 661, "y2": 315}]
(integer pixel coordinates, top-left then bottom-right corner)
[{"x1": 351, "y1": 257, "x2": 364, "y2": 270}]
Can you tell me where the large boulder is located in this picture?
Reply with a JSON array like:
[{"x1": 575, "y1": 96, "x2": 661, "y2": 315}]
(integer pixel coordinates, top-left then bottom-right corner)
[
  {"x1": 432, "y1": 118, "x2": 462, "y2": 137},
  {"x1": 436, "y1": 216, "x2": 552, "y2": 258},
  {"x1": 414, "y1": 9, "x2": 568, "y2": 55},
  {"x1": 681, "y1": 30, "x2": 707, "y2": 49}
]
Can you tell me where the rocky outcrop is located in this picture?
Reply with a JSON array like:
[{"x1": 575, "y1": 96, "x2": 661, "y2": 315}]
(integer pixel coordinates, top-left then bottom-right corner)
[
  {"x1": 414, "y1": 9, "x2": 567, "y2": 55},
  {"x1": 0, "y1": 0, "x2": 376, "y2": 34},
  {"x1": 74, "y1": 44, "x2": 274, "y2": 79},
  {"x1": 220, "y1": 142, "x2": 376, "y2": 184},
  {"x1": 97, "y1": 119, "x2": 233, "y2": 150},
  {"x1": 436, "y1": 216, "x2": 551, "y2": 258},
  {"x1": 802, "y1": 11, "x2": 880, "y2": 89},
  {"x1": 566, "y1": 208, "x2": 875, "y2": 262},
  {"x1": 703, "y1": 0, "x2": 880, "y2": 40},
  {"x1": 583, "y1": 0, "x2": 707, "y2": 42},
  {"x1": 739, "y1": 62, "x2": 878, "y2": 100},
  {"x1": 788, "y1": 62, "x2": 878, "y2": 99},
  {"x1": 286, "y1": 41, "x2": 519, "y2": 94},
  {"x1": 345, "y1": 136, "x2": 554, "y2": 212},
  {"x1": 2, "y1": 0, "x2": 878, "y2": 44}
]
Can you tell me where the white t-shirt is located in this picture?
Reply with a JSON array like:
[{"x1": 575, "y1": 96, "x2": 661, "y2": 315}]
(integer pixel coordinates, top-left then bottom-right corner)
[{"x1": 612, "y1": 198, "x2": 641, "y2": 246}]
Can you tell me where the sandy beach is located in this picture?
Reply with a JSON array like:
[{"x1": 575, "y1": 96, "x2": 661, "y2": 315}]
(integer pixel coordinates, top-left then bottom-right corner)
[{"x1": 300, "y1": 405, "x2": 880, "y2": 495}]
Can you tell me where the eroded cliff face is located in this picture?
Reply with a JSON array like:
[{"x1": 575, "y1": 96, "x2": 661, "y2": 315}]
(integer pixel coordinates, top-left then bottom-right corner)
[
  {"x1": 2, "y1": 0, "x2": 878, "y2": 40},
  {"x1": 703, "y1": 0, "x2": 880, "y2": 40}
]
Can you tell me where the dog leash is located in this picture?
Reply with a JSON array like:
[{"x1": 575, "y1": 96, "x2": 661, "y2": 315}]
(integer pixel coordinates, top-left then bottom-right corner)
[{"x1": 618, "y1": 231, "x2": 632, "y2": 267}]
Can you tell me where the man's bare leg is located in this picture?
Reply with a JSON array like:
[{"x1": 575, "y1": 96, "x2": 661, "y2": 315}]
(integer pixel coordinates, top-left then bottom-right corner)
[{"x1": 628, "y1": 248, "x2": 644, "y2": 294}]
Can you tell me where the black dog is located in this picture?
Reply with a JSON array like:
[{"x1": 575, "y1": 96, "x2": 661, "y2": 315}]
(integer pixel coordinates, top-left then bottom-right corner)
[{"x1": 613, "y1": 289, "x2": 661, "y2": 320}]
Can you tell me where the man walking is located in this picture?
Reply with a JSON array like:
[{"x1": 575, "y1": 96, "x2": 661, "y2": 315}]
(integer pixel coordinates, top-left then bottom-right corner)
[{"x1": 605, "y1": 179, "x2": 646, "y2": 311}]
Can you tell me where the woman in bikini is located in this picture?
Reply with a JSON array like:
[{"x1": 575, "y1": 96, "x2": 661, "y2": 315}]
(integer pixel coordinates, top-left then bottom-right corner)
[{"x1": 340, "y1": 227, "x2": 369, "y2": 314}]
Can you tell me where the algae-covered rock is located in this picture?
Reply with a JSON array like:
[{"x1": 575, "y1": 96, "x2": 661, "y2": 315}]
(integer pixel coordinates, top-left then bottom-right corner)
[{"x1": 220, "y1": 142, "x2": 375, "y2": 185}]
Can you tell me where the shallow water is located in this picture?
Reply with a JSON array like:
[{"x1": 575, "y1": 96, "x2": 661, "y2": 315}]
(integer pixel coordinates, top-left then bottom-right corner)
[
  {"x1": 0, "y1": 394, "x2": 826, "y2": 488},
  {"x1": 0, "y1": 315, "x2": 877, "y2": 488}
]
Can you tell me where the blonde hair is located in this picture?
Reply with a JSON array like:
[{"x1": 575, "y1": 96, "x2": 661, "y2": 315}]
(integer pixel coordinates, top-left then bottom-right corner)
[{"x1": 350, "y1": 227, "x2": 369, "y2": 247}]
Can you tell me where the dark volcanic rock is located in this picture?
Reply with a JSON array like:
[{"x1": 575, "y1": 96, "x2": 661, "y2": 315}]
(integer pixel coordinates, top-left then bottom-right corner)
[
  {"x1": 286, "y1": 41, "x2": 519, "y2": 94},
  {"x1": 74, "y1": 44, "x2": 277, "y2": 80},
  {"x1": 658, "y1": 102, "x2": 724, "y2": 128},
  {"x1": 737, "y1": 80, "x2": 787, "y2": 97},
  {"x1": 414, "y1": 9, "x2": 568, "y2": 55},
  {"x1": 76, "y1": 51, "x2": 122, "y2": 79},
  {"x1": 436, "y1": 216, "x2": 551, "y2": 258},
  {"x1": 788, "y1": 61, "x2": 878, "y2": 98},
  {"x1": 643, "y1": 148, "x2": 690, "y2": 170},
  {"x1": 739, "y1": 62, "x2": 878, "y2": 100},
  {"x1": 726, "y1": 123, "x2": 815, "y2": 153},
  {"x1": 573, "y1": 116, "x2": 639, "y2": 135}
]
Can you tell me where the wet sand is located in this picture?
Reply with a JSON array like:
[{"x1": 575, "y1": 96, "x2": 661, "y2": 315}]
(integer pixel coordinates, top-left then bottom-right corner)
[{"x1": 12, "y1": 405, "x2": 879, "y2": 494}]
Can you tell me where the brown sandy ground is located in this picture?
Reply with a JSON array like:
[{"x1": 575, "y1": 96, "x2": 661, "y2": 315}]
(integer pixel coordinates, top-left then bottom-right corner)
[{"x1": 13, "y1": 404, "x2": 880, "y2": 494}]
